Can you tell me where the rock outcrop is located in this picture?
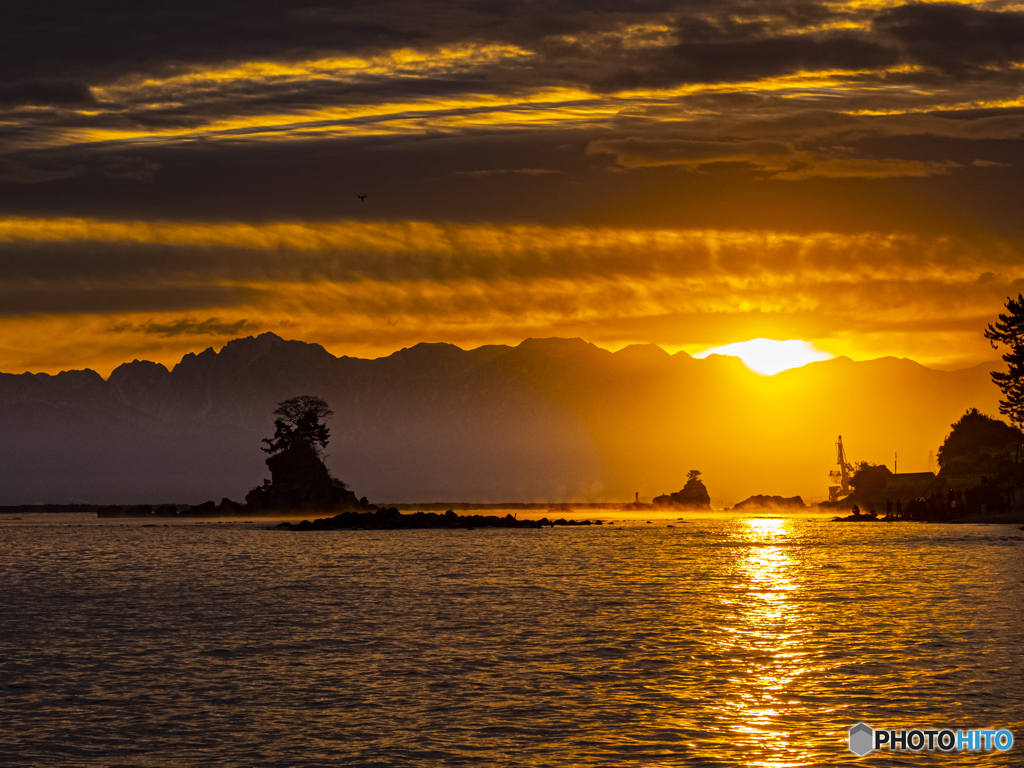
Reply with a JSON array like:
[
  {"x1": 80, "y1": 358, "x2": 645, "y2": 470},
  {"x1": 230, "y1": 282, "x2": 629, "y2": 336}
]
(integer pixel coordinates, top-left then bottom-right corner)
[
  {"x1": 653, "y1": 475, "x2": 711, "y2": 509},
  {"x1": 732, "y1": 494, "x2": 804, "y2": 510},
  {"x1": 245, "y1": 442, "x2": 373, "y2": 513},
  {"x1": 831, "y1": 509, "x2": 881, "y2": 523}
]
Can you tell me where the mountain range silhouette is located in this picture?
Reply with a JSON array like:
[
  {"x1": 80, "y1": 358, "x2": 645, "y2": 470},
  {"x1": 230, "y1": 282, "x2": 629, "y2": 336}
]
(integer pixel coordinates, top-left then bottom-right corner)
[{"x1": 0, "y1": 333, "x2": 1003, "y2": 506}]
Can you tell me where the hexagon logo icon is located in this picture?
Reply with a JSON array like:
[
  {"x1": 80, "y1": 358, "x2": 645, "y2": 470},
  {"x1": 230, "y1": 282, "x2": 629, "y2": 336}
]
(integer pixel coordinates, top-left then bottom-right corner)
[{"x1": 849, "y1": 722, "x2": 874, "y2": 756}]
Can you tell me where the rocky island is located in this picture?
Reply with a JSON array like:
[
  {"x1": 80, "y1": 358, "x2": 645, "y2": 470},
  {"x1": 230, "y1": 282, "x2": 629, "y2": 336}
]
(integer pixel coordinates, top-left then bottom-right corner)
[
  {"x1": 653, "y1": 470, "x2": 712, "y2": 510},
  {"x1": 732, "y1": 494, "x2": 805, "y2": 511},
  {"x1": 99, "y1": 395, "x2": 375, "y2": 519}
]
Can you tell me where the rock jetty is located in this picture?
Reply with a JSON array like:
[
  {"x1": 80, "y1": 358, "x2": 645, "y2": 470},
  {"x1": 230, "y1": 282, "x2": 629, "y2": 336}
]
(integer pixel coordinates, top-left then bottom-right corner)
[
  {"x1": 97, "y1": 501, "x2": 240, "y2": 519},
  {"x1": 276, "y1": 507, "x2": 604, "y2": 531},
  {"x1": 831, "y1": 508, "x2": 881, "y2": 523}
]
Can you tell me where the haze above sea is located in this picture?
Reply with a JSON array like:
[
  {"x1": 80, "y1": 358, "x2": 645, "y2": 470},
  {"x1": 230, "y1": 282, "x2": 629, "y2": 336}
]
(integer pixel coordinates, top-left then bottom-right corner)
[{"x1": 1, "y1": 512, "x2": 1021, "y2": 766}]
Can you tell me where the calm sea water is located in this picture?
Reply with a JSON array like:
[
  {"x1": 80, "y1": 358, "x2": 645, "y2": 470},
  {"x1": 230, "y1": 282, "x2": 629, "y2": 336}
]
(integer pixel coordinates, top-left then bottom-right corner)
[{"x1": 1, "y1": 513, "x2": 1021, "y2": 767}]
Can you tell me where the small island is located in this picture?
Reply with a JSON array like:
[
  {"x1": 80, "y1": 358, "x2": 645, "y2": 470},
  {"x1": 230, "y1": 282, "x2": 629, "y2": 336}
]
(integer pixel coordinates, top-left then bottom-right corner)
[
  {"x1": 653, "y1": 470, "x2": 712, "y2": 510},
  {"x1": 98, "y1": 395, "x2": 607, "y2": 528},
  {"x1": 732, "y1": 495, "x2": 805, "y2": 511},
  {"x1": 99, "y1": 395, "x2": 375, "y2": 519},
  {"x1": 243, "y1": 395, "x2": 375, "y2": 514}
]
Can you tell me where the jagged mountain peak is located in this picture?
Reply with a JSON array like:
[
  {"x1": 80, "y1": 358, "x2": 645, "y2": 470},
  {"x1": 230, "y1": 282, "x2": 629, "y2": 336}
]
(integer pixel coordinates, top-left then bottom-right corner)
[
  {"x1": 49, "y1": 369, "x2": 106, "y2": 387},
  {"x1": 515, "y1": 337, "x2": 605, "y2": 358},
  {"x1": 387, "y1": 341, "x2": 467, "y2": 361},
  {"x1": 614, "y1": 344, "x2": 672, "y2": 365},
  {"x1": 108, "y1": 359, "x2": 171, "y2": 383},
  {"x1": 169, "y1": 333, "x2": 336, "y2": 379}
]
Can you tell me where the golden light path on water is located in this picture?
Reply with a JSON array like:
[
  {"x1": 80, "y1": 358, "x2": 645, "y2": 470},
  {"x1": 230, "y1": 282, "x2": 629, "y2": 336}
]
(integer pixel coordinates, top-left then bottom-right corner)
[{"x1": 722, "y1": 517, "x2": 810, "y2": 767}]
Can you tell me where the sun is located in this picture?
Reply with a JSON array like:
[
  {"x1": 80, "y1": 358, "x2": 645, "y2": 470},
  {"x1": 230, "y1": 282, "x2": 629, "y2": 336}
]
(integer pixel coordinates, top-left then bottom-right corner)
[{"x1": 694, "y1": 338, "x2": 834, "y2": 376}]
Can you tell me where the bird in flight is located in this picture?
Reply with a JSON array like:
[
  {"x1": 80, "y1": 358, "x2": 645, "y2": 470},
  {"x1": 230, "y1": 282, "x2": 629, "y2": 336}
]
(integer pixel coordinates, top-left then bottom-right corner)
[{"x1": 357, "y1": 194, "x2": 367, "y2": 202}]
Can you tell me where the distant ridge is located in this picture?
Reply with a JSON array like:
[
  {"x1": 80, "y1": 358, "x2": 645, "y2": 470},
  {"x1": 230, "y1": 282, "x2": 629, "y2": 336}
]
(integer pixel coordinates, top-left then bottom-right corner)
[{"x1": 0, "y1": 333, "x2": 1003, "y2": 506}]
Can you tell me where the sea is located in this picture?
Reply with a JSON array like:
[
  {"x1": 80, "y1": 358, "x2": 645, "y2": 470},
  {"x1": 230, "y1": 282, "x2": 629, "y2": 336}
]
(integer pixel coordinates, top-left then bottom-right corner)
[{"x1": 1, "y1": 512, "x2": 1021, "y2": 767}]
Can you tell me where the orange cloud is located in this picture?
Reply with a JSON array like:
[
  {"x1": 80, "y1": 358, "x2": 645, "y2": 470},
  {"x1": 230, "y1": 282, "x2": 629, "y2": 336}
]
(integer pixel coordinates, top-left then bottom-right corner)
[
  {"x1": 0, "y1": 215, "x2": 1020, "y2": 375},
  {"x1": 587, "y1": 138, "x2": 800, "y2": 171},
  {"x1": 588, "y1": 138, "x2": 964, "y2": 179},
  {"x1": 772, "y1": 157, "x2": 960, "y2": 179}
]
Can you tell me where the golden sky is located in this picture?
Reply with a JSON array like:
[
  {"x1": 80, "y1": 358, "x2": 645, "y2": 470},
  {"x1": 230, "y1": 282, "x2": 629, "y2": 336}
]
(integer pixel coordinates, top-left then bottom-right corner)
[{"x1": 2, "y1": 0, "x2": 1023, "y2": 374}]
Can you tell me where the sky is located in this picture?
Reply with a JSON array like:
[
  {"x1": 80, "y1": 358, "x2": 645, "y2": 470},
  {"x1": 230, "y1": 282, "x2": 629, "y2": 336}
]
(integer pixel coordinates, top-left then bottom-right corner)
[{"x1": 2, "y1": 0, "x2": 1024, "y2": 376}]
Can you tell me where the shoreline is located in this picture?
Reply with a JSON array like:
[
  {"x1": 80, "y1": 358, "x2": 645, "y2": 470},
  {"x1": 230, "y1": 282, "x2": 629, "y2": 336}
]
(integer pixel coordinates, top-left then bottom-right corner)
[
  {"x1": 4, "y1": 504, "x2": 1023, "y2": 527},
  {"x1": 7, "y1": 491, "x2": 1012, "y2": 526}
]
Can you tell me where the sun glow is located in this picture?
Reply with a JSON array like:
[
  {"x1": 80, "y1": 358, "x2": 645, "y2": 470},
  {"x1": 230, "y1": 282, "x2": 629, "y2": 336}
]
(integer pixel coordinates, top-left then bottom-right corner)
[{"x1": 694, "y1": 338, "x2": 834, "y2": 376}]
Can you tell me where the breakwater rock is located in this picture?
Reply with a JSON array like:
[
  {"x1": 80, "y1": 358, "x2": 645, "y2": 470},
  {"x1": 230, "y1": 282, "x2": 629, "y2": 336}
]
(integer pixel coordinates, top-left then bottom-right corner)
[
  {"x1": 733, "y1": 494, "x2": 805, "y2": 510},
  {"x1": 98, "y1": 498, "x2": 258, "y2": 518},
  {"x1": 276, "y1": 507, "x2": 605, "y2": 531},
  {"x1": 831, "y1": 510, "x2": 881, "y2": 523}
]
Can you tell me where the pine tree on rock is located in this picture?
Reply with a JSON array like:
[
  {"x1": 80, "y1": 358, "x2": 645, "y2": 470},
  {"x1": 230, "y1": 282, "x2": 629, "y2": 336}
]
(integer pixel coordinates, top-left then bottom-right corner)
[
  {"x1": 247, "y1": 395, "x2": 371, "y2": 511},
  {"x1": 261, "y1": 395, "x2": 333, "y2": 455}
]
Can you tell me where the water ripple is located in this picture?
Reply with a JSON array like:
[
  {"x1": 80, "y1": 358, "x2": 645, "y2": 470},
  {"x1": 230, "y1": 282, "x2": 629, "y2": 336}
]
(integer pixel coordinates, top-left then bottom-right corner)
[{"x1": 0, "y1": 516, "x2": 1021, "y2": 766}]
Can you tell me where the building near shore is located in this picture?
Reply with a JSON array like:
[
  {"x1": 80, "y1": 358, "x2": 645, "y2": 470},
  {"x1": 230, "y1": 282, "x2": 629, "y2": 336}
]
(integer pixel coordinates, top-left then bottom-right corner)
[{"x1": 880, "y1": 471, "x2": 940, "y2": 503}]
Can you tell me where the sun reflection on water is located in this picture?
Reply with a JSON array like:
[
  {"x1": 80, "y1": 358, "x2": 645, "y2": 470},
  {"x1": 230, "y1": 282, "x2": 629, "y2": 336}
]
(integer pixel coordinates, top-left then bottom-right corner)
[{"x1": 714, "y1": 517, "x2": 815, "y2": 768}]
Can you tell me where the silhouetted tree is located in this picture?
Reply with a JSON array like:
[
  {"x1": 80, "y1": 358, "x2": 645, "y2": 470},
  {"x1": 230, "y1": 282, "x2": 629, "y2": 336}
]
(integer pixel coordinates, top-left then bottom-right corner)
[
  {"x1": 262, "y1": 395, "x2": 333, "y2": 455},
  {"x1": 686, "y1": 469, "x2": 702, "y2": 482},
  {"x1": 937, "y1": 408, "x2": 1021, "y2": 471},
  {"x1": 850, "y1": 462, "x2": 892, "y2": 496},
  {"x1": 985, "y1": 295, "x2": 1024, "y2": 435}
]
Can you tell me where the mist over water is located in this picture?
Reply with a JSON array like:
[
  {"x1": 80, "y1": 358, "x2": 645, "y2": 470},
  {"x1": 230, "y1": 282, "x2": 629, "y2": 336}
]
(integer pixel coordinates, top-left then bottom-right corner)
[{"x1": 1, "y1": 515, "x2": 1021, "y2": 766}]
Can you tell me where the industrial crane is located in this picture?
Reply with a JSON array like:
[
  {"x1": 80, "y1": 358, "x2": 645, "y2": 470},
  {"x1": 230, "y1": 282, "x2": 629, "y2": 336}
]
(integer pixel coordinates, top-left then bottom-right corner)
[{"x1": 829, "y1": 435, "x2": 855, "y2": 502}]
